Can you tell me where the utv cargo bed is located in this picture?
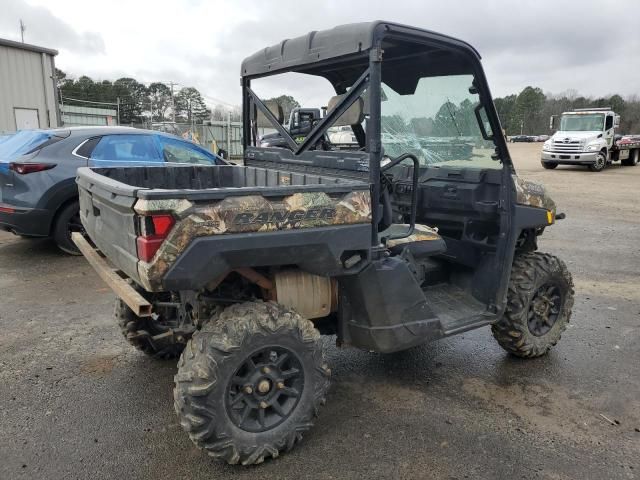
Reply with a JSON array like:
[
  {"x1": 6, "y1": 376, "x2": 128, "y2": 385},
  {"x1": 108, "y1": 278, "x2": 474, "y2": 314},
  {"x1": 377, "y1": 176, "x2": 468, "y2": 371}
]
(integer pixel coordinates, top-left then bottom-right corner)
[{"x1": 77, "y1": 165, "x2": 372, "y2": 291}]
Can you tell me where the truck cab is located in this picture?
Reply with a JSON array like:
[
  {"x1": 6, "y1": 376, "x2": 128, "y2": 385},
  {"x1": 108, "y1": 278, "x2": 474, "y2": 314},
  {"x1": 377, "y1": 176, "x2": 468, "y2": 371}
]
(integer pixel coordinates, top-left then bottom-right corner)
[{"x1": 542, "y1": 107, "x2": 619, "y2": 171}]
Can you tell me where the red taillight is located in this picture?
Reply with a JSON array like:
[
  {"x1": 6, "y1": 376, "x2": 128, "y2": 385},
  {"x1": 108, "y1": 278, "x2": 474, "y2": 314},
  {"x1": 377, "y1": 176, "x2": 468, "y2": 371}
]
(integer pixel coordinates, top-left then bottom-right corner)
[
  {"x1": 0, "y1": 205, "x2": 15, "y2": 213},
  {"x1": 9, "y1": 162, "x2": 56, "y2": 174},
  {"x1": 136, "y1": 214, "x2": 175, "y2": 262},
  {"x1": 151, "y1": 215, "x2": 174, "y2": 236}
]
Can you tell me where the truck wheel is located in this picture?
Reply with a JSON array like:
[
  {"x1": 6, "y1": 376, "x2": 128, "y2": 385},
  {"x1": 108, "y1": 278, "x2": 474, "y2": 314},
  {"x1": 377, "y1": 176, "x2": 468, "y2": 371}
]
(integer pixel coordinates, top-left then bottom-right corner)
[
  {"x1": 174, "y1": 301, "x2": 330, "y2": 465},
  {"x1": 588, "y1": 152, "x2": 607, "y2": 172},
  {"x1": 492, "y1": 252, "x2": 574, "y2": 358},
  {"x1": 541, "y1": 162, "x2": 558, "y2": 169},
  {"x1": 621, "y1": 149, "x2": 639, "y2": 166},
  {"x1": 115, "y1": 297, "x2": 185, "y2": 359},
  {"x1": 52, "y1": 201, "x2": 82, "y2": 255}
]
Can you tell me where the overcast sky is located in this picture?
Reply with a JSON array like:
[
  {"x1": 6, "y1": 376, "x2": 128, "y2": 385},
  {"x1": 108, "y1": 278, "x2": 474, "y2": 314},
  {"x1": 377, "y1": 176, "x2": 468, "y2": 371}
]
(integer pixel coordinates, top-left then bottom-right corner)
[{"x1": 1, "y1": 0, "x2": 639, "y2": 108}]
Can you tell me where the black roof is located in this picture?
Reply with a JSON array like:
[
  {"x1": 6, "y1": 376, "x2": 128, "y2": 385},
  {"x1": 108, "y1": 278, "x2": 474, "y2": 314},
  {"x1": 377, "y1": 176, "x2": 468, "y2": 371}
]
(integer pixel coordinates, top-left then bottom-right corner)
[{"x1": 240, "y1": 21, "x2": 480, "y2": 78}]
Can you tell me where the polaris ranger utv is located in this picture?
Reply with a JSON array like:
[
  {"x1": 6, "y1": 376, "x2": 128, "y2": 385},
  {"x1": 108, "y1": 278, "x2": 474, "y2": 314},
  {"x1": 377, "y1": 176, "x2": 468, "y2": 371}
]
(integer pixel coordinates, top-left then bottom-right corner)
[{"x1": 74, "y1": 21, "x2": 574, "y2": 466}]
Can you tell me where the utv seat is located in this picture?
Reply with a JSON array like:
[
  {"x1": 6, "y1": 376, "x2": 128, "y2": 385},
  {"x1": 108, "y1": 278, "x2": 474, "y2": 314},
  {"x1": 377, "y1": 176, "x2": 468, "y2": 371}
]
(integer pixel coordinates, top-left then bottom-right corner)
[{"x1": 383, "y1": 224, "x2": 447, "y2": 257}]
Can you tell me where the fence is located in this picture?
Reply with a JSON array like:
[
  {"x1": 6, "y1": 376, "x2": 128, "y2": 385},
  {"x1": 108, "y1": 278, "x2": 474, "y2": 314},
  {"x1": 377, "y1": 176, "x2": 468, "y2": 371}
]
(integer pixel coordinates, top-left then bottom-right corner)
[{"x1": 59, "y1": 98, "x2": 119, "y2": 127}]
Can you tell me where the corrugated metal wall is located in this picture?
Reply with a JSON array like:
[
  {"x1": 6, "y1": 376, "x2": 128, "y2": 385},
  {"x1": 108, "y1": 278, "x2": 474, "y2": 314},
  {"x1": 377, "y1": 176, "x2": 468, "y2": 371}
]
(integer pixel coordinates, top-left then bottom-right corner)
[{"x1": 0, "y1": 44, "x2": 58, "y2": 133}]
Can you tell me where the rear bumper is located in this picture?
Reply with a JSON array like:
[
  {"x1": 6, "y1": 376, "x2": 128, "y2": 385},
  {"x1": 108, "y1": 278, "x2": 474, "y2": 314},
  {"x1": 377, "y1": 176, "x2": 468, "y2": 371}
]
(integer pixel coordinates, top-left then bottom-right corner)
[
  {"x1": 541, "y1": 151, "x2": 597, "y2": 165},
  {"x1": 0, "y1": 203, "x2": 51, "y2": 236}
]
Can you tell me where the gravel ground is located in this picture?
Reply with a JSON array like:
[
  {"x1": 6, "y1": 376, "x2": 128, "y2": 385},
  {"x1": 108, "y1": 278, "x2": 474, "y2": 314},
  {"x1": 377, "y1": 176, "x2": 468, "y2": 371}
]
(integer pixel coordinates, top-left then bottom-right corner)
[{"x1": 1, "y1": 143, "x2": 639, "y2": 479}]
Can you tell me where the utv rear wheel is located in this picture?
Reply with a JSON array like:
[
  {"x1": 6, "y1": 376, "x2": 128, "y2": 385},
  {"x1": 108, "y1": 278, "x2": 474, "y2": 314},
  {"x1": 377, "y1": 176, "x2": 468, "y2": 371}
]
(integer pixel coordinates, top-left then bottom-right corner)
[
  {"x1": 174, "y1": 301, "x2": 330, "y2": 465},
  {"x1": 492, "y1": 252, "x2": 574, "y2": 358},
  {"x1": 52, "y1": 201, "x2": 83, "y2": 255},
  {"x1": 541, "y1": 162, "x2": 558, "y2": 170},
  {"x1": 115, "y1": 297, "x2": 185, "y2": 359},
  {"x1": 588, "y1": 152, "x2": 607, "y2": 172}
]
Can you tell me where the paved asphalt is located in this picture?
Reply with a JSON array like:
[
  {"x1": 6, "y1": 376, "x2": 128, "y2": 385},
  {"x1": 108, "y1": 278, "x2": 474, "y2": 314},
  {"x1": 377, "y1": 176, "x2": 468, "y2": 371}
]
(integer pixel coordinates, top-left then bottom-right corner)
[{"x1": 1, "y1": 144, "x2": 638, "y2": 479}]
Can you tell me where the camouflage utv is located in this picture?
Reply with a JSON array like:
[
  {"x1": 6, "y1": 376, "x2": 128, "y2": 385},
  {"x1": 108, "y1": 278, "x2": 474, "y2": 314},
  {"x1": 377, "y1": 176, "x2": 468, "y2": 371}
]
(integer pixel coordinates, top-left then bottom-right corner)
[{"x1": 75, "y1": 21, "x2": 574, "y2": 466}]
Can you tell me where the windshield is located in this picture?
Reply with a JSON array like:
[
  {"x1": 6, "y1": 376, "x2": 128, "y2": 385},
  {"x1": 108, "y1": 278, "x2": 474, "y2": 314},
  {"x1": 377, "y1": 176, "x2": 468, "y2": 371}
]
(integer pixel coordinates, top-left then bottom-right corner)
[
  {"x1": 559, "y1": 114, "x2": 604, "y2": 132},
  {"x1": 0, "y1": 131, "x2": 53, "y2": 161},
  {"x1": 381, "y1": 74, "x2": 499, "y2": 168}
]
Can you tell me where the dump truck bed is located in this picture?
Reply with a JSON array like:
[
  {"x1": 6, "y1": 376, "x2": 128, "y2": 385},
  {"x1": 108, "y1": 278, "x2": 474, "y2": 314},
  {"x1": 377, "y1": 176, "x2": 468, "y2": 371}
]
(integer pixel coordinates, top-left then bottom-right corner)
[{"x1": 77, "y1": 165, "x2": 372, "y2": 291}]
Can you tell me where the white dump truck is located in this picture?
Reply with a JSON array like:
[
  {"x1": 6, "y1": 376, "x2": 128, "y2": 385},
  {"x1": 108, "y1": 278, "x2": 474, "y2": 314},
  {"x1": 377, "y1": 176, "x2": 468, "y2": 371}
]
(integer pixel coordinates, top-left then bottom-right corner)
[{"x1": 541, "y1": 107, "x2": 640, "y2": 172}]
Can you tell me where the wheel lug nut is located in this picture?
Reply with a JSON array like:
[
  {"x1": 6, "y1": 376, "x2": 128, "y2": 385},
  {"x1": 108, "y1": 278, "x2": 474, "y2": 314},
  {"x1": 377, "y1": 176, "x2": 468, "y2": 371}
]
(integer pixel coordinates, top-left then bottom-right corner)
[
  {"x1": 244, "y1": 386, "x2": 253, "y2": 394},
  {"x1": 276, "y1": 381, "x2": 285, "y2": 389},
  {"x1": 259, "y1": 401, "x2": 268, "y2": 409},
  {"x1": 262, "y1": 367, "x2": 271, "y2": 374}
]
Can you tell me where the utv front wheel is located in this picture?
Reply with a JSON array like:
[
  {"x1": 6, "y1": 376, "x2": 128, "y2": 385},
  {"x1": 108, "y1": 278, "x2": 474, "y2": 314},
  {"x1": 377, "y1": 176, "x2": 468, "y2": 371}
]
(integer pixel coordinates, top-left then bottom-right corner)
[
  {"x1": 492, "y1": 252, "x2": 574, "y2": 358},
  {"x1": 174, "y1": 301, "x2": 330, "y2": 465}
]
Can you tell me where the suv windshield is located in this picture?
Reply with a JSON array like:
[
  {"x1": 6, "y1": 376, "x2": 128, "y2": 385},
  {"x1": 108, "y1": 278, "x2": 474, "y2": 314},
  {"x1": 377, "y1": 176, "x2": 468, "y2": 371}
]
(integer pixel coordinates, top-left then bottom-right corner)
[
  {"x1": 381, "y1": 74, "x2": 498, "y2": 168},
  {"x1": 0, "y1": 131, "x2": 53, "y2": 160},
  {"x1": 559, "y1": 114, "x2": 604, "y2": 132}
]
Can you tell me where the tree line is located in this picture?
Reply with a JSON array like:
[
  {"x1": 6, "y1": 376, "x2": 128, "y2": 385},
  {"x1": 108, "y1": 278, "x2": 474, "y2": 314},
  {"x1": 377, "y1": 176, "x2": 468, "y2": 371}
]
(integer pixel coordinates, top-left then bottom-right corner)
[
  {"x1": 55, "y1": 69, "x2": 239, "y2": 125},
  {"x1": 55, "y1": 70, "x2": 640, "y2": 134},
  {"x1": 494, "y1": 86, "x2": 640, "y2": 135}
]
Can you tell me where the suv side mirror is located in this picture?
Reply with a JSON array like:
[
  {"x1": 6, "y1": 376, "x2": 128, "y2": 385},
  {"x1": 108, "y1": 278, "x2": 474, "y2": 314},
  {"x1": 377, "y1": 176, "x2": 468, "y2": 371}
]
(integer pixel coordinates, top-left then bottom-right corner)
[
  {"x1": 614, "y1": 115, "x2": 621, "y2": 128},
  {"x1": 549, "y1": 115, "x2": 556, "y2": 130}
]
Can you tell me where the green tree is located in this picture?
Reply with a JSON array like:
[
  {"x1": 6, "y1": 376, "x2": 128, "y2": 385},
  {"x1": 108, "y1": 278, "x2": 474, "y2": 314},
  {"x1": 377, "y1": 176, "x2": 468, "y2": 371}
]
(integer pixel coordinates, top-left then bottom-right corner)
[
  {"x1": 113, "y1": 78, "x2": 147, "y2": 123},
  {"x1": 175, "y1": 87, "x2": 209, "y2": 123},
  {"x1": 148, "y1": 82, "x2": 172, "y2": 122},
  {"x1": 511, "y1": 86, "x2": 546, "y2": 134},
  {"x1": 265, "y1": 95, "x2": 300, "y2": 122}
]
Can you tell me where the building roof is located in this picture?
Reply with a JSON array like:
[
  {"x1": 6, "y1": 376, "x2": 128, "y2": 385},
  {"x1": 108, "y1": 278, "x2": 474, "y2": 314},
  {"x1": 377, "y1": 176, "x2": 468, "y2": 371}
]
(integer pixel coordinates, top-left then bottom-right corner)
[{"x1": 0, "y1": 37, "x2": 58, "y2": 56}]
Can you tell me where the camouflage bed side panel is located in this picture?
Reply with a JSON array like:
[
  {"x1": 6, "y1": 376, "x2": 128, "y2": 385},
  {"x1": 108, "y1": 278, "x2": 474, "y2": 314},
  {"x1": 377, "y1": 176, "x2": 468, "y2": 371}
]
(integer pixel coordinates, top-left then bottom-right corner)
[
  {"x1": 512, "y1": 175, "x2": 556, "y2": 212},
  {"x1": 137, "y1": 190, "x2": 371, "y2": 290},
  {"x1": 385, "y1": 224, "x2": 441, "y2": 249}
]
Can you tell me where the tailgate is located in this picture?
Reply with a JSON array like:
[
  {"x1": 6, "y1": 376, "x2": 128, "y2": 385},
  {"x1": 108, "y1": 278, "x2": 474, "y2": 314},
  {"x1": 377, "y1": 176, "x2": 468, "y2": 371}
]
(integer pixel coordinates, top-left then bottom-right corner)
[{"x1": 76, "y1": 167, "x2": 141, "y2": 284}]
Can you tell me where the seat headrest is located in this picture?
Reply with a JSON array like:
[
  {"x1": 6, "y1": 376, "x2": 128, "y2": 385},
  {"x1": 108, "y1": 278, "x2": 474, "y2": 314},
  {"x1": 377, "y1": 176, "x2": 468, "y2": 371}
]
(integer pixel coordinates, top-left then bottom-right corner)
[
  {"x1": 327, "y1": 94, "x2": 364, "y2": 127},
  {"x1": 255, "y1": 100, "x2": 284, "y2": 128}
]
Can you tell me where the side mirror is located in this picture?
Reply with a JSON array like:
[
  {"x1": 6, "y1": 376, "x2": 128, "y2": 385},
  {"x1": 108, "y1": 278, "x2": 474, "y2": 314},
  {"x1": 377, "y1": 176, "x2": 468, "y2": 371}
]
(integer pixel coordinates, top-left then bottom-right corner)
[
  {"x1": 549, "y1": 115, "x2": 556, "y2": 130},
  {"x1": 614, "y1": 115, "x2": 621, "y2": 128}
]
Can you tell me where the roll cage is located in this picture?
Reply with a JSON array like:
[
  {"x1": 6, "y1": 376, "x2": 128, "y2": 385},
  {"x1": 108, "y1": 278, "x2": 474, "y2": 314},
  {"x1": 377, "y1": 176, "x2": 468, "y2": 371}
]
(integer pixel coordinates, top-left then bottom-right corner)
[{"x1": 241, "y1": 21, "x2": 512, "y2": 247}]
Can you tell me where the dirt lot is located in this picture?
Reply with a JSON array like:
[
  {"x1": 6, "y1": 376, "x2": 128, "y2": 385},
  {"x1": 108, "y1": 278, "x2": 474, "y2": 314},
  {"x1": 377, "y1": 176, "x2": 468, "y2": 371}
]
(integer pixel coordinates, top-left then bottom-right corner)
[{"x1": 1, "y1": 143, "x2": 639, "y2": 479}]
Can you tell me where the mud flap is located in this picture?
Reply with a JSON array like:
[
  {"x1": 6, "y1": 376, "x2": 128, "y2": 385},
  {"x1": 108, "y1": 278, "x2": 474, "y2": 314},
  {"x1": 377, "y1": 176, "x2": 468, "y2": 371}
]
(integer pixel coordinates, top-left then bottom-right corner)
[{"x1": 338, "y1": 256, "x2": 442, "y2": 353}]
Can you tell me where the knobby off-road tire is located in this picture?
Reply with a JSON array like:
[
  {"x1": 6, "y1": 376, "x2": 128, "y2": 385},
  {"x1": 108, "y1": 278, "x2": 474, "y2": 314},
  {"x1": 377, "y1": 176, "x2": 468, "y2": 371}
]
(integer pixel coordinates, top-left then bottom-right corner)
[
  {"x1": 114, "y1": 298, "x2": 185, "y2": 359},
  {"x1": 174, "y1": 301, "x2": 330, "y2": 465},
  {"x1": 492, "y1": 252, "x2": 574, "y2": 358}
]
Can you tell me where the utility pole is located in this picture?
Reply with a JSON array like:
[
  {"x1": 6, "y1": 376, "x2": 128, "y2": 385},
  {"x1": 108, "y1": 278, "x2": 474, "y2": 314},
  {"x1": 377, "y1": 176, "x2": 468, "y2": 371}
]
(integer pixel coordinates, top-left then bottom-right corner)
[
  {"x1": 19, "y1": 19, "x2": 26, "y2": 43},
  {"x1": 169, "y1": 82, "x2": 176, "y2": 123},
  {"x1": 227, "y1": 110, "x2": 231, "y2": 154},
  {"x1": 116, "y1": 97, "x2": 121, "y2": 126}
]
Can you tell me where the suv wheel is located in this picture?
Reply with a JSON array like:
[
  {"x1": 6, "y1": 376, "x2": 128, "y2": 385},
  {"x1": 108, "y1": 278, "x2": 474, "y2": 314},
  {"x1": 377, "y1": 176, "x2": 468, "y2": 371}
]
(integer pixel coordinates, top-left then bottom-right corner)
[
  {"x1": 174, "y1": 301, "x2": 330, "y2": 465},
  {"x1": 492, "y1": 252, "x2": 574, "y2": 358},
  {"x1": 588, "y1": 152, "x2": 607, "y2": 172},
  {"x1": 52, "y1": 201, "x2": 83, "y2": 255}
]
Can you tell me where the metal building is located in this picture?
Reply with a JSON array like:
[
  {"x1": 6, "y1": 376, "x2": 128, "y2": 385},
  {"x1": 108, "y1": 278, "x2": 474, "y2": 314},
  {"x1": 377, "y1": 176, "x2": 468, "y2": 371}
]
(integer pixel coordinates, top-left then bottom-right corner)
[{"x1": 0, "y1": 38, "x2": 59, "y2": 133}]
